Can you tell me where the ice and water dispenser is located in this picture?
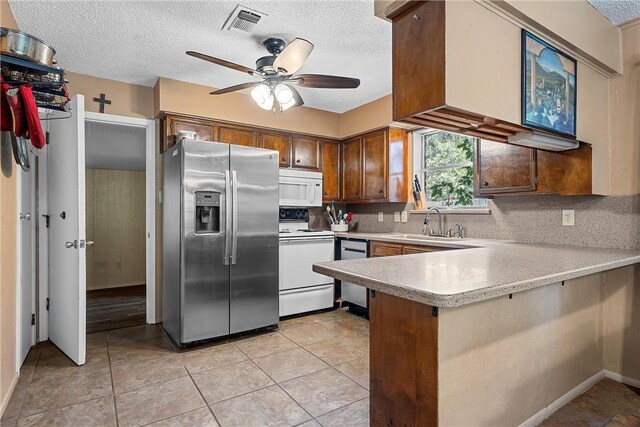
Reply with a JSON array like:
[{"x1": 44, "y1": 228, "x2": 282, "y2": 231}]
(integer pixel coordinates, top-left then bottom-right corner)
[{"x1": 195, "y1": 191, "x2": 220, "y2": 234}]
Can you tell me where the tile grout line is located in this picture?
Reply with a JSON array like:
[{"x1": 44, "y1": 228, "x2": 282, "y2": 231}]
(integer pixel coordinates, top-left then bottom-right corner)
[
  {"x1": 180, "y1": 356, "x2": 224, "y2": 427},
  {"x1": 105, "y1": 331, "x2": 120, "y2": 427},
  {"x1": 233, "y1": 343, "x2": 315, "y2": 425}
]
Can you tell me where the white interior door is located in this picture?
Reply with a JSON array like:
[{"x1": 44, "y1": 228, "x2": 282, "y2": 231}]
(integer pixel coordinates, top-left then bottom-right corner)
[
  {"x1": 47, "y1": 95, "x2": 86, "y2": 365},
  {"x1": 18, "y1": 155, "x2": 36, "y2": 365}
]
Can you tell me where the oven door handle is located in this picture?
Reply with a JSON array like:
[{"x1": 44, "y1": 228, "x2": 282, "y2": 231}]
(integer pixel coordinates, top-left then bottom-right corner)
[{"x1": 279, "y1": 237, "x2": 335, "y2": 243}]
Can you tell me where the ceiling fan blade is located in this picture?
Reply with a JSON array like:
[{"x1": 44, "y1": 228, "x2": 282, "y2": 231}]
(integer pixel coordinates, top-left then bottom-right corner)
[
  {"x1": 209, "y1": 81, "x2": 261, "y2": 95},
  {"x1": 186, "y1": 51, "x2": 255, "y2": 75},
  {"x1": 273, "y1": 38, "x2": 314, "y2": 75},
  {"x1": 292, "y1": 74, "x2": 360, "y2": 89}
]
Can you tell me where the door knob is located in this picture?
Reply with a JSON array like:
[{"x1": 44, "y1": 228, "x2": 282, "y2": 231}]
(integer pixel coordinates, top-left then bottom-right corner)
[
  {"x1": 65, "y1": 240, "x2": 78, "y2": 249},
  {"x1": 85, "y1": 240, "x2": 95, "y2": 247},
  {"x1": 20, "y1": 212, "x2": 30, "y2": 221}
]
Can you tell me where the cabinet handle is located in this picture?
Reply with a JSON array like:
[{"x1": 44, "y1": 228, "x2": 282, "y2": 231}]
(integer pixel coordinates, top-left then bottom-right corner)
[
  {"x1": 296, "y1": 159, "x2": 301, "y2": 163},
  {"x1": 483, "y1": 181, "x2": 489, "y2": 187},
  {"x1": 282, "y1": 157, "x2": 286, "y2": 161},
  {"x1": 324, "y1": 191, "x2": 329, "y2": 195},
  {"x1": 379, "y1": 189, "x2": 383, "y2": 194},
  {"x1": 356, "y1": 191, "x2": 359, "y2": 195}
]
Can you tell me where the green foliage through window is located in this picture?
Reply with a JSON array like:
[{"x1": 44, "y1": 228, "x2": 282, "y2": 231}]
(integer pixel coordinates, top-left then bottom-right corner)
[{"x1": 421, "y1": 132, "x2": 475, "y2": 207}]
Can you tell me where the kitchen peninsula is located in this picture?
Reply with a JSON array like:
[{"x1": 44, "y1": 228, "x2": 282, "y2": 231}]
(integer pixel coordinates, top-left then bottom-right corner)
[{"x1": 313, "y1": 233, "x2": 640, "y2": 426}]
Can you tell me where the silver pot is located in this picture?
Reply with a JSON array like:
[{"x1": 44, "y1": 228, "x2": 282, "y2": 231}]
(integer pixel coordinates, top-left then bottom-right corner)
[{"x1": 0, "y1": 27, "x2": 56, "y2": 67}]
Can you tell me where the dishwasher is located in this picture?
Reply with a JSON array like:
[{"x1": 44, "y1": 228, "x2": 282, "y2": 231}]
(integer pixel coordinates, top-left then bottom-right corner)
[{"x1": 339, "y1": 239, "x2": 369, "y2": 316}]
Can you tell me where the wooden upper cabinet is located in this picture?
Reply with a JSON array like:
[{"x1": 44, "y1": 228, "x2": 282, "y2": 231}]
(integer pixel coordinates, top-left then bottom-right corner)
[
  {"x1": 362, "y1": 130, "x2": 388, "y2": 200},
  {"x1": 392, "y1": 0, "x2": 445, "y2": 121},
  {"x1": 162, "y1": 115, "x2": 215, "y2": 153},
  {"x1": 475, "y1": 139, "x2": 536, "y2": 195},
  {"x1": 292, "y1": 137, "x2": 322, "y2": 170},
  {"x1": 342, "y1": 136, "x2": 363, "y2": 201},
  {"x1": 261, "y1": 132, "x2": 291, "y2": 167},
  {"x1": 322, "y1": 141, "x2": 340, "y2": 202},
  {"x1": 216, "y1": 124, "x2": 259, "y2": 148}
]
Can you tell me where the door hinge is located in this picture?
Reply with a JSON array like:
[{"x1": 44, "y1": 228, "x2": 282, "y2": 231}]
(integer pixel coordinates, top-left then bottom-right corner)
[
  {"x1": 31, "y1": 314, "x2": 35, "y2": 325},
  {"x1": 46, "y1": 298, "x2": 49, "y2": 311},
  {"x1": 42, "y1": 214, "x2": 50, "y2": 228},
  {"x1": 534, "y1": 176, "x2": 539, "y2": 187}
]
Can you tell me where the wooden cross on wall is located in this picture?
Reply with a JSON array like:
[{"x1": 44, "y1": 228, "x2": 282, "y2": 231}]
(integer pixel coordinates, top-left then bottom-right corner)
[{"x1": 92, "y1": 93, "x2": 111, "y2": 113}]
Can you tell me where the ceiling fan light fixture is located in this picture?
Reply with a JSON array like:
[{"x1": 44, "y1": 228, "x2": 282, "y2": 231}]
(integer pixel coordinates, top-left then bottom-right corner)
[
  {"x1": 251, "y1": 84, "x2": 273, "y2": 110},
  {"x1": 274, "y1": 84, "x2": 293, "y2": 104}
]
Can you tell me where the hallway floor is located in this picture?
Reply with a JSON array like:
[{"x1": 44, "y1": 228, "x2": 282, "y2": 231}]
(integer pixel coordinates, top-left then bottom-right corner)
[
  {"x1": 86, "y1": 285, "x2": 146, "y2": 334},
  {"x1": 1, "y1": 308, "x2": 369, "y2": 427}
]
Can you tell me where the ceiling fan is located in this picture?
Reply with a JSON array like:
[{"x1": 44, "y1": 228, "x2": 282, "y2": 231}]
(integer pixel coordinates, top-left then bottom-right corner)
[{"x1": 186, "y1": 37, "x2": 361, "y2": 112}]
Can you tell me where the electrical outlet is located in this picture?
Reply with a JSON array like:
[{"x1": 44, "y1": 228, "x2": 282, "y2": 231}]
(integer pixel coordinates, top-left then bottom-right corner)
[
  {"x1": 378, "y1": 211, "x2": 384, "y2": 222},
  {"x1": 401, "y1": 211, "x2": 408, "y2": 223},
  {"x1": 562, "y1": 209, "x2": 575, "y2": 226},
  {"x1": 394, "y1": 212, "x2": 401, "y2": 222}
]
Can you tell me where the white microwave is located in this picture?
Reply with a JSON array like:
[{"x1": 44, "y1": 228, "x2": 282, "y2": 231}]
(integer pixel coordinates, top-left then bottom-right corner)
[{"x1": 279, "y1": 169, "x2": 323, "y2": 207}]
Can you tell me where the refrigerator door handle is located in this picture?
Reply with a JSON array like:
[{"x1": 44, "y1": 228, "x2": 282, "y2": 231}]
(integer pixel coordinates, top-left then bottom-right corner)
[
  {"x1": 231, "y1": 170, "x2": 238, "y2": 265},
  {"x1": 224, "y1": 170, "x2": 231, "y2": 265}
]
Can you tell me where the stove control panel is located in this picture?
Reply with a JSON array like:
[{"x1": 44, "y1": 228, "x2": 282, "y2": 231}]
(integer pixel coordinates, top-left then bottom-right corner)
[{"x1": 279, "y1": 208, "x2": 309, "y2": 222}]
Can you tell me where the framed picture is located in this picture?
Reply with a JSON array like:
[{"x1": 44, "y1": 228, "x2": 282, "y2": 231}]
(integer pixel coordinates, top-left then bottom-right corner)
[{"x1": 521, "y1": 30, "x2": 577, "y2": 139}]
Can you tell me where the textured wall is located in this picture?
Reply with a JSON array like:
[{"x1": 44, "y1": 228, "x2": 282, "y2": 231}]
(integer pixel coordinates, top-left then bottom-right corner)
[
  {"x1": 346, "y1": 195, "x2": 640, "y2": 250},
  {"x1": 0, "y1": 0, "x2": 19, "y2": 416}
]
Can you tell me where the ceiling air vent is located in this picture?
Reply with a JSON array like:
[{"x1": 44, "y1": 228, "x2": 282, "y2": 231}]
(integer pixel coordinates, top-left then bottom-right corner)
[{"x1": 223, "y1": 5, "x2": 266, "y2": 33}]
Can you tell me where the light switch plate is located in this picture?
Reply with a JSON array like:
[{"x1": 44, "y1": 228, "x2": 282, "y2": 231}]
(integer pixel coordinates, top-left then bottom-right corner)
[
  {"x1": 401, "y1": 211, "x2": 408, "y2": 223},
  {"x1": 562, "y1": 210, "x2": 575, "y2": 226},
  {"x1": 394, "y1": 212, "x2": 401, "y2": 222},
  {"x1": 378, "y1": 211, "x2": 384, "y2": 222}
]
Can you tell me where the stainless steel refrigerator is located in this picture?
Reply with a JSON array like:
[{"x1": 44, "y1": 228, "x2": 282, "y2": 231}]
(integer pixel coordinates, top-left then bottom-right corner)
[{"x1": 162, "y1": 139, "x2": 279, "y2": 345}]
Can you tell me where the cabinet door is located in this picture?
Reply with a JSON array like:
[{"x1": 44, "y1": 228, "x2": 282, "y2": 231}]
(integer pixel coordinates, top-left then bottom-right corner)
[
  {"x1": 342, "y1": 137, "x2": 363, "y2": 201},
  {"x1": 475, "y1": 139, "x2": 536, "y2": 195},
  {"x1": 217, "y1": 125, "x2": 259, "y2": 147},
  {"x1": 163, "y1": 115, "x2": 215, "y2": 153},
  {"x1": 261, "y1": 132, "x2": 291, "y2": 167},
  {"x1": 322, "y1": 141, "x2": 340, "y2": 202},
  {"x1": 402, "y1": 245, "x2": 450, "y2": 255},
  {"x1": 363, "y1": 130, "x2": 388, "y2": 200},
  {"x1": 292, "y1": 137, "x2": 321, "y2": 170},
  {"x1": 370, "y1": 241, "x2": 403, "y2": 257}
]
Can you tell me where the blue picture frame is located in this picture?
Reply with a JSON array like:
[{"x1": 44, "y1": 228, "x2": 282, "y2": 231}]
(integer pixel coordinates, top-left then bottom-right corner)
[{"x1": 521, "y1": 30, "x2": 577, "y2": 139}]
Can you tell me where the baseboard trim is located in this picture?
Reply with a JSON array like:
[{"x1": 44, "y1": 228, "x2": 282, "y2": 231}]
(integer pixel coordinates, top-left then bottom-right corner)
[
  {"x1": 604, "y1": 370, "x2": 640, "y2": 388},
  {"x1": 0, "y1": 372, "x2": 19, "y2": 419},
  {"x1": 520, "y1": 370, "x2": 605, "y2": 427}
]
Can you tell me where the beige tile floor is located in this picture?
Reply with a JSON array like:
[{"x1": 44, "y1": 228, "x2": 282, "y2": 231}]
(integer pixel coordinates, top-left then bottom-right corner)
[
  {"x1": 540, "y1": 378, "x2": 640, "y2": 427},
  {"x1": 1, "y1": 308, "x2": 370, "y2": 427}
]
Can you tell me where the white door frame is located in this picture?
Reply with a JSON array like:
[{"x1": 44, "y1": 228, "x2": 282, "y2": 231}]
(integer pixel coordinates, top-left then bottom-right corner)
[
  {"x1": 16, "y1": 163, "x2": 36, "y2": 371},
  {"x1": 38, "y1": 112, "x2": 157, "y2": 336},
  {"x1": 84, "y1": 112, "x2": 156, "y2": 324}
]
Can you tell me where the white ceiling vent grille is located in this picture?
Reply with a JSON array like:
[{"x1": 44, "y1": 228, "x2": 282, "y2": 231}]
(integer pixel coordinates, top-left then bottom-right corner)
[{"x1": 223, "y1": 5, "x2": 266, "y2": 33}]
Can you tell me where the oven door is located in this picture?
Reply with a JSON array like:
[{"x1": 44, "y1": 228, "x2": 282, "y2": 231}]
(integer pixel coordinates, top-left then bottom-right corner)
[
  {"x1": 279, "y1": 237, "x2": 334, "y2": 291},
  {"x1": 279, "y1": 176, "x2": 322, "y2": 207}
]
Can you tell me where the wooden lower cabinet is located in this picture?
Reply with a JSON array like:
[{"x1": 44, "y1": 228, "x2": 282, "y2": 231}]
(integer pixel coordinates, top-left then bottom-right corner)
[
  {"x1": 370, "y1": 290, "x2": 438, "y2": 427},
  {"x1": 371, "y1": 240, "x2": 451, "y2": 257},
  {"x1": 370, "y1": 241, "x2": 402, "y2": 257}
]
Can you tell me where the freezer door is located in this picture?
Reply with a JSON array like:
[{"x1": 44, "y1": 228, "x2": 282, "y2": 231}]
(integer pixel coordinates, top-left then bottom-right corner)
[
  {"x1": 182, "y1": 140, "x2": 230, "y2": 342},
  {"x1": 229, "y1": 144, "x2": 279, "y2": 334}
]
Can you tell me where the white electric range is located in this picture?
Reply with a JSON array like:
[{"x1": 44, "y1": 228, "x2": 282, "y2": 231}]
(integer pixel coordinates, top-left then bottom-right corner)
[{"x1": 278, "y1": 208, "x2": 335, "y2": 316}]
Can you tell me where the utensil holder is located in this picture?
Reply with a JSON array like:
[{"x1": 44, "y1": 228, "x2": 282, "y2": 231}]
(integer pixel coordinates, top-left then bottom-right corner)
[{"x1": 331, "y1": 224, "x2": 349, "y2": 232}]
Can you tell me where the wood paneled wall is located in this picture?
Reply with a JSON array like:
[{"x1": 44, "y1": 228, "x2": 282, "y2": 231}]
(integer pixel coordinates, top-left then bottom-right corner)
[{"x1": 86, "y1": 169, "x2": 146, "y2": 290}]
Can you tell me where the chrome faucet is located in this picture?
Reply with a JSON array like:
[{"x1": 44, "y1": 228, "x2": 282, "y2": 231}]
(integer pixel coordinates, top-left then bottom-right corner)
[
  {"x1": 423, "y1": 207, "x2": 447, "y2": 237},
  {"x1": 452, "y1": 223, "x2": 465, "y2": 238}
]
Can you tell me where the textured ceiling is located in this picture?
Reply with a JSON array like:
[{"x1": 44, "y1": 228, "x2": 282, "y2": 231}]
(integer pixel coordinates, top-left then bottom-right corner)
[
  {"x1": 9, "y1": 0, "x2": 392, "y2": 113},
  {"x1": 587, "y1": 0, "x2": 640, "y2": 25}
]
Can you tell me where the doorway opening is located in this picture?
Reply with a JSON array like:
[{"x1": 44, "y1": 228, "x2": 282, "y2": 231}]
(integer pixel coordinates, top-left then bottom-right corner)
[{"x1": 84, "y1": 119, "x2": 148, "y2": 333}]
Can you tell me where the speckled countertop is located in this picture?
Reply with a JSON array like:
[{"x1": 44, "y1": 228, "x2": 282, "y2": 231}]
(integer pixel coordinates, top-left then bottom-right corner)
[{"x1": 312, "y1": 232, "x2": 640, "y2": 308}]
